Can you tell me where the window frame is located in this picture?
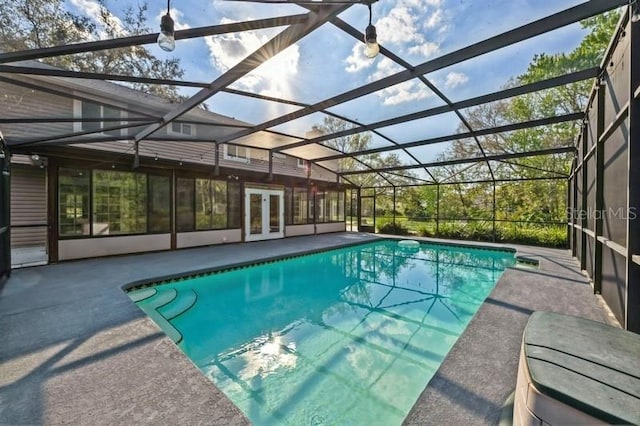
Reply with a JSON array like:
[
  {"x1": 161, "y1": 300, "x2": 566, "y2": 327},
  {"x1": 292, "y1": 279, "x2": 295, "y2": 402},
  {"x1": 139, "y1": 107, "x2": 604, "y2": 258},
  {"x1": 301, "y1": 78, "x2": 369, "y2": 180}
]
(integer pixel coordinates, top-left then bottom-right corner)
[
  {"x1": 91, "y1": 169, "x2": 148, "y2": 236},
  {"x1": 168, "y1": 121, "x2": 195, "y2": 137},
  {"x1": 58, "y1": 168, "x2": 91, "y2": 237},
  {"x1": 57, "y1": 166, "x2": 174, "y2": 239},
  {"x1": 293, "y1": 187, "x2": 309, "y2": 224},
  {"x1": 223, "y1": 144, "x2": 250, "y2": 163},
  {"x1": 73, "y1": 99, "x2": 125, "y2": 137},
  {"x1": 177, "y1": 176, "x2": 241, "y2": 233}
]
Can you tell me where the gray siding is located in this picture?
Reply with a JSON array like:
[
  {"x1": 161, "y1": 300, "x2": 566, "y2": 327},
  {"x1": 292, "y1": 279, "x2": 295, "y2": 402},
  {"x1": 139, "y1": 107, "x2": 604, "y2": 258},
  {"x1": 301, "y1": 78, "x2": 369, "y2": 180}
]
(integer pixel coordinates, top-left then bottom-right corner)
[
  {"x1": 69, "y1": 141, "x2": 327, "y2": 180},
  {"x1": 10, "y1": 165, "x2": 47, "y2": 248},
  {"x1": 0, "y1": 75, "x2": 338, "y2": 183},
  {"x1": 0, "y1": 82, "x2": 73, "y2": 140}
]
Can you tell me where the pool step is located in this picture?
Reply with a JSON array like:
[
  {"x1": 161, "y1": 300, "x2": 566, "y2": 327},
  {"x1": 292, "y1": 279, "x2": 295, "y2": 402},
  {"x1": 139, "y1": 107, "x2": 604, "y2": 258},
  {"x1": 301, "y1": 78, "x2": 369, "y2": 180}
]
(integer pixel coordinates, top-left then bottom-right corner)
[
  {"x1": 158, "y1": 289, "x2": 197, "y2": 320},
  {"x1": 128, "y1": 287, "x2": 157, "y2": 302},
  {"x1": 130, "y1": 287, "x2": 198, "y2": 344},
  {"x1": 146, "y1": 309, "x2": 183, "y2": 344},
  {"x1": 148, "y1": 288, "x2": 178, "y2": 309}
]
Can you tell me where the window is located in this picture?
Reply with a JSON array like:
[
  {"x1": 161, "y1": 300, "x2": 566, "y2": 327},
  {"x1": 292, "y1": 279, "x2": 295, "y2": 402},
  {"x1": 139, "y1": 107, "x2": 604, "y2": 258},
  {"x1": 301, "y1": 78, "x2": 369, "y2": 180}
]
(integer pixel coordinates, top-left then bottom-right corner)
[
  {"x1": 285, "y1": 187, "x2": 309, "y2": 226},
  {"x1": 309, "y1": 190, "x2": 344, "y2": 223},
  {"x1": 77, "y1": 101, "x2": 123, "y2": 136},
  {"x1": 169, "y1": 121, "x2": 193, "y2": 136},
  {"x1": 308, "y1": 191, "x2": 315, "y2": 223},
  {"x1": 293, "y1": 188, "x2": 308, "y2": 224},
  {"x1": 297, "y1": 158, "x2": 307, "y2": 169},
  {"x1": 227, "y1": 181, "x2": 241, "y2": 229},
  {"x1": 224, "y1": 144, "x2": 250, "y2": 162},
  {"x1": 92, "y1": 170, "x2": 147, "y2": 235},
  {"x1": 58, "y1": 168, "x2": 90, "y2": 236},
  {"x1": 195, "y1": 178, "x2": 228, "y2": 230},
  {"x1": 212, "y1": 181, "x2": 227, "y2": 228},
  {"x1": 176, "y1": 177, "x2": 195, "y2": 232},
  {"x1": 56, "y1": 168, "x2": 245, "y2": 237},
  {"x1": 195, "y1": 179, "x2": 212, "y2": 230},
  {"x1": 285, "y1": 188, "x2": 293, "y2": 225},
  {"x1": 316, "y1": 191, "x2": 326, "y2": 223},
  {"x1": 329, "y1": 191, "x2": 340, "y2": 222},
  {"x1": 148, "y1": 175, "x2": 171, "y2": 233}
]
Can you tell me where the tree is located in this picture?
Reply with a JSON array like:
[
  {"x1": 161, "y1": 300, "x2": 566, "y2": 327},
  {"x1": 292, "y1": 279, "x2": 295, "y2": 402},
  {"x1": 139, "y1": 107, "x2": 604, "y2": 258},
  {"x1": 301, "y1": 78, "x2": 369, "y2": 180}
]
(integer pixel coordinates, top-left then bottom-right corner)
[
  {"x1": 314, "y1": 116, "x2": 415, "y2": 188},
  {"x1": 0, "y1": 0, "x2": 184, "y2": 100},
  {"x1": 398, "y1": 185, "x2": 437, "y2": 220},
  {"x1": 434, "y1": 11, "x2": 620, "y2": 224}
]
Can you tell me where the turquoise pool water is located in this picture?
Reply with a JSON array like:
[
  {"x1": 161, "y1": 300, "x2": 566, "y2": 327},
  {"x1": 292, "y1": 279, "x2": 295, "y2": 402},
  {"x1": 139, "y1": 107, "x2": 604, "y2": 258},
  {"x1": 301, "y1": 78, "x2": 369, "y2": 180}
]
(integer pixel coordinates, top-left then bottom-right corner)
[{"x1": 130, "y1": 240, "x2": 515, "y2": 425}]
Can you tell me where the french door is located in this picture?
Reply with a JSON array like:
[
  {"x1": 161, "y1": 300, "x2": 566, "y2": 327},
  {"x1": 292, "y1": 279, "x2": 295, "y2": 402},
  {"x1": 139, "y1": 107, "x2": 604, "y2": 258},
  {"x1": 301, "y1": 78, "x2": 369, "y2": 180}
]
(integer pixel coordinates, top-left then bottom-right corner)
[{"x1": 244, "y1": 188, "x2": 284, "y2": 242}]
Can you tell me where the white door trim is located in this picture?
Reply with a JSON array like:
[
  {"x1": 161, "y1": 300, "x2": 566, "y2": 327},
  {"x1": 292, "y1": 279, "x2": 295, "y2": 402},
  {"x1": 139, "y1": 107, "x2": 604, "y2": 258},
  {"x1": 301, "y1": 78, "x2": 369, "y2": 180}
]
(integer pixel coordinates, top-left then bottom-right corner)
[{"x1": 244, "y1": 188, "x2": 284, "y2": 242}]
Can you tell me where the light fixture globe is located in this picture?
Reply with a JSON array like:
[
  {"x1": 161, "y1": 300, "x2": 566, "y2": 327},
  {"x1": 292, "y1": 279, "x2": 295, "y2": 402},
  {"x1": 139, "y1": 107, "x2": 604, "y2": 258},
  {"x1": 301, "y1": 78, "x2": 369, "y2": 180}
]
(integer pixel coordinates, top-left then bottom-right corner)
[
  {"x1": 158, "y1": 13, "x2": 175, "y2": 52},
  {"x1": 364, "y1": 24, "x2": 379, "y2": 59},
  {"x1": 633, "y1": 6, "x2": 640, "y2": 23}
]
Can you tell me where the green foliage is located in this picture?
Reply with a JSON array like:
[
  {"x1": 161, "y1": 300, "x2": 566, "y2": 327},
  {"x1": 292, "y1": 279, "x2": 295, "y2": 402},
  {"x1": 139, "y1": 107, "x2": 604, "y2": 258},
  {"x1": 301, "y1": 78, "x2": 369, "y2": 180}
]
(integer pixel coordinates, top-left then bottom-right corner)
[
  {"x1": 413, "y1": 221, "x2": 566, "y2": 248},
  {"x1": 425, "y1": 10, "x2": 621, "y2": 236},
  {"x1": 0, "y1": 0, "x2": 185, "y2": 100},
  {"x1": 315, "y1": 117, "x2": 416, "y2": 187},
  {"x1": 376, "y1": 219, "x2": 410, "y2": 236},
  {"x1": 398, "y1": 186, "x2": 437, "y2": 220}
]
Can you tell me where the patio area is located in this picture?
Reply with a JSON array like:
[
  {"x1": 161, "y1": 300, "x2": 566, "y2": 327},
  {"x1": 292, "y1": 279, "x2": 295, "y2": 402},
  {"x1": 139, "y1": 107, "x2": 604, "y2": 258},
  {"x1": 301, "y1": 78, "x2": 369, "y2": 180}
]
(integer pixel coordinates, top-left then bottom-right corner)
[{"x1": 0, "y1": 233, "x2": 614, "y2": 425}]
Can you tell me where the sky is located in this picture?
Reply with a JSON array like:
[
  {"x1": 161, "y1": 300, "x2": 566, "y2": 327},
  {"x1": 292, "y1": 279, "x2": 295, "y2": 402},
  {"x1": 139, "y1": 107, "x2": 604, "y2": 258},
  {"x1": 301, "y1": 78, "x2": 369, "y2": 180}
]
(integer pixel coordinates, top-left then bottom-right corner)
[{"x1": 63, "y1": 0, "x2": 599, "y2": 169}]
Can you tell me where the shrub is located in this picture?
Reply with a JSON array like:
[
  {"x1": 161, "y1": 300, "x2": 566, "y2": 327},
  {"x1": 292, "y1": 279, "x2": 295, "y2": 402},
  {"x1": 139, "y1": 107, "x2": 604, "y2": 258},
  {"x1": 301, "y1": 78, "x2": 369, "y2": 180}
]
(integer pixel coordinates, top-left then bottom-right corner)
[
  {"x1": 376, "y1": 219, "x2": 410, "y2": 235},
  {"x1": 413, "y1": 220, "x2": 567, "y2": 248},
  {"x1": 417, "y1": 225, "x2": 435, "y2": 237}
]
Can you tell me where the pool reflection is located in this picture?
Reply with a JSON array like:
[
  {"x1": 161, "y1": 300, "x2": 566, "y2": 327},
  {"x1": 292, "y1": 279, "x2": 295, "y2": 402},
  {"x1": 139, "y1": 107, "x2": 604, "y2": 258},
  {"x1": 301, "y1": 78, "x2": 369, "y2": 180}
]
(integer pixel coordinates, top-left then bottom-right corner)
[{"x1": 137, "y1": 241, "x2": 514, "y2": 425}]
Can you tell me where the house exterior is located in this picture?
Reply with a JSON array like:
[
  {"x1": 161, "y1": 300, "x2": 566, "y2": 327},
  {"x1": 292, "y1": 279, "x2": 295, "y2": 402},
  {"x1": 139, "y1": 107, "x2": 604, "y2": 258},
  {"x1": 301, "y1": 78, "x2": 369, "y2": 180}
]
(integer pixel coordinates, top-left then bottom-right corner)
[{"x1": 1, "y1": 63, "x2": 347, "y2": 266}]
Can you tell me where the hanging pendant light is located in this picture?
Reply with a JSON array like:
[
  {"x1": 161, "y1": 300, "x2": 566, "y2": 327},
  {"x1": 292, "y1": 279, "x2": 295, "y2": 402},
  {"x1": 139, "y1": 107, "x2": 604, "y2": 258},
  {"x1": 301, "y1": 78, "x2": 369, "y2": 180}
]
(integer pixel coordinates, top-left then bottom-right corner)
[
  {"x1": 632, "y1": 0, "x2": 640, "y2": 23},
  {"x1": 364, "y1": 3, "x2": 379, "y2": 59},
  {"x1": 157, "y1": 0, "x2": 175, "y2": 52}
]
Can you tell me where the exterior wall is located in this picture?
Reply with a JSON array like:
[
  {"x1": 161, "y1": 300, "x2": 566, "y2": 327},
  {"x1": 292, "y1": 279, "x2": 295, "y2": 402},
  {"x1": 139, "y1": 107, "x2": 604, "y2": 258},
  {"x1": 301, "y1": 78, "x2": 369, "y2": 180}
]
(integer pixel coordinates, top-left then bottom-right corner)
[
  {"x1": 10, "y1": 164, "x2": 47, "y2": 248},
  {"x1": 8, "y1": 152, "x2": 346, "y2": 261},
  {"x1": 69, "y1": 141, "x2": 313, "y2": 179},
  {"x1": 310, "y1": 163, "x2": 338, "y2": 182},
  {"x1": 1, "y1": 136, "x2": 10, "y2": 281},
  {"x1": 0, "y1": 77, "x2": 331, "y2": 182},
  {"x1": 3, "y1": 73, "x2": 346, "y2": 264},
  {"x1": 0, "y1": 82, "x2": 73, "y2": 141},
  {"x1": 177, "y1": 229, "x2": 242, "y2": 249},
  {"x1": 285, "y1": 224, "x2": 315, "y2": 237},
  {"x1": 58, "y1": 234, "x2": 171, "y2": 260},
  {"x1": 569, "y1": 16, "x2": 640, "y2": 331},
  {"x1": 316, "y1": 222, "x2": 346, "y2": 234}
]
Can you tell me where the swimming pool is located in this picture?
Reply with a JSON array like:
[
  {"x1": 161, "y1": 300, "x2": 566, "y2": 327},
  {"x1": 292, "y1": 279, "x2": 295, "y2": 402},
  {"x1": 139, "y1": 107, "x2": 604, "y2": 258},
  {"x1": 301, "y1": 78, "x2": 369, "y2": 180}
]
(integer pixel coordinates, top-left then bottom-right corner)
[{"x1": 129, "y1": 240, "x2": 515, "y2": 425}]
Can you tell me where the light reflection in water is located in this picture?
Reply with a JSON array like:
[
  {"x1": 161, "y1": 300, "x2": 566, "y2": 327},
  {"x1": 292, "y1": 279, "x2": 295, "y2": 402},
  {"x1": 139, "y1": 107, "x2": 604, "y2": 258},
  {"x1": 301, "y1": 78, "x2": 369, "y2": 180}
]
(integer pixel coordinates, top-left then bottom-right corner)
[
  {"x1": 239, "y1": 333, "x2": 298, "y2": 380},
  {"x1": 135, "y1": 241, "x2": 515, "y2": 425}
]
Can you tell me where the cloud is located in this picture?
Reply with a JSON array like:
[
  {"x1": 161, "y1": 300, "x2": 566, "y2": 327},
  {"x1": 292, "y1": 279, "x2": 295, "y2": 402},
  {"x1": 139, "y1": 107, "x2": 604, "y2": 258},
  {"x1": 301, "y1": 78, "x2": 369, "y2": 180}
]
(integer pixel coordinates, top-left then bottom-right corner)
[
  {"x1": 71, "y1": 1, "x2": 191, "y2": 40},
  {"x1": 345, "y1": 43, "x2": 375, "y2": 73},
  {"x1": 205, "y1": 18, "x2": 300, "y2": 98},
  {"x1": 371, "y1": 57, "x2": 403, "y2": 81},
  {"x1": 376, "y1": 7, "x2": 423, "y2": 46},
  {"x1": 69, "y1": 0, "x2": 125, "y2": 38},
  {"x1": 379, "y1": 81, "x2": 433, "y2": 106},
  {"x1": 408, "y1": 42, "x2": 439, "y2": 58},
  {"x1": 425, "y1": 9, "x2": 443, "y2": 29},
  {"x1": 371, "y1": 58, "x2": 433, "y2": 105},
  {"x1": 343, "y1": 0, "x2": 446, "y2": 105},
  {"x1": 444, "y1": 72, "x2": 469, "y2": 88},
  {"x1": 156, "y1": 8, "x2": 191, "y2": 31}
]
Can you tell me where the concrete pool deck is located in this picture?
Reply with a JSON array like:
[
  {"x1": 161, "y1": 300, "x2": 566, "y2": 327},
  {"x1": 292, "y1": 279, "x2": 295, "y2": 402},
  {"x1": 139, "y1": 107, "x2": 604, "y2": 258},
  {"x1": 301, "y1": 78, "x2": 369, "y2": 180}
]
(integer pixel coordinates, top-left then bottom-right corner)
[{"x1": 0, "y1": 233, "x2": 614, "y2": 425}]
